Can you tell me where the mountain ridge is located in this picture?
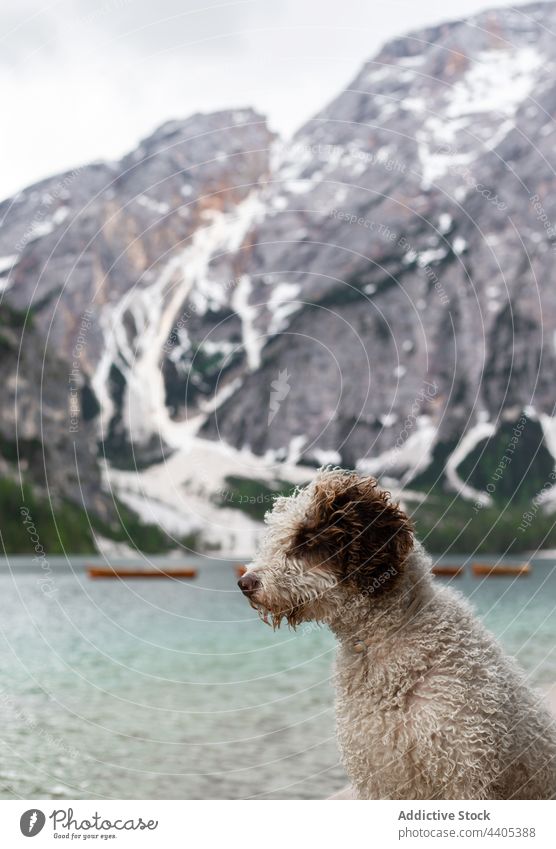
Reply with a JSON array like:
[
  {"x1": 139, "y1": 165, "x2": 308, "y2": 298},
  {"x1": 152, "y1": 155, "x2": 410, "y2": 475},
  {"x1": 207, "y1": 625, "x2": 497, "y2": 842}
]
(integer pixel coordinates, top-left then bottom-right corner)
[{"x1": 2, "y1": 2, "x2": 556, "y2": 554}]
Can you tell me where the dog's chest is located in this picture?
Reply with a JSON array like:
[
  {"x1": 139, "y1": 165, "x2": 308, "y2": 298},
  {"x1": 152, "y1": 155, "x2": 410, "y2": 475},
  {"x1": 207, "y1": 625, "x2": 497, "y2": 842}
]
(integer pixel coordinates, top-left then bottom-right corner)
[
  {"x1": 333, "y1": 644, "x2": 421, "y2": 792},
  {"x1": 334, "y1": 646, "x2": 397, "y2": 736}
]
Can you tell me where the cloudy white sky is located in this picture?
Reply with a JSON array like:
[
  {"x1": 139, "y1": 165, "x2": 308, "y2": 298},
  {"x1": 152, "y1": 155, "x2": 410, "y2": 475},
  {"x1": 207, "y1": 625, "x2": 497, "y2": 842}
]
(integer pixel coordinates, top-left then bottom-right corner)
[{"x1": 1, "y1": 0, "x2": 535, "y2": 199}]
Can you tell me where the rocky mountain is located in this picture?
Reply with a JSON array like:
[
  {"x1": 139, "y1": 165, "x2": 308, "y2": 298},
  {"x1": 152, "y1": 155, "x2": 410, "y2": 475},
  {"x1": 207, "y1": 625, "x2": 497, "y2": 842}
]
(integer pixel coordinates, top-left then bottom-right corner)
[{"x1": 2, "y1": 2, "x2": 556, "y2": 554}]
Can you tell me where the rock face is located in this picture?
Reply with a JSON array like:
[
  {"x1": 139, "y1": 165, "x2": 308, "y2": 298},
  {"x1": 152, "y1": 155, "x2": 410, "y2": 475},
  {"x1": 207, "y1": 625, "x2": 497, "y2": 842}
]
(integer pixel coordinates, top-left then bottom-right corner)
[
  {"x1": 2, "y1": 3, "x2": 556, "y2": 541},
  {"x1": 198, "y1": 1, "x2": 556, "y2": 487},
  {"x1": 0, "y1": 109, "x2": 274, "y2": 507}
]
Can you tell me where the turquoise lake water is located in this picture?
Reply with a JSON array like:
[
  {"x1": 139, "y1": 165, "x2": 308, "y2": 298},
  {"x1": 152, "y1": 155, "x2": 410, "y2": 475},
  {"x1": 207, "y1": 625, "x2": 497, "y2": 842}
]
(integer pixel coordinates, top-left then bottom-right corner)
[{"x1": 0, "y1": 557, "x2": 555, "y2": 799}]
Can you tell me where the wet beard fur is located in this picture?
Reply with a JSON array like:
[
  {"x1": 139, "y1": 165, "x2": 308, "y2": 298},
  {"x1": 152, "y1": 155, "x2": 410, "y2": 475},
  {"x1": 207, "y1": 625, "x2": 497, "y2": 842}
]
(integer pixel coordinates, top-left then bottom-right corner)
[
  {"x1": 252, "y1": 591, "x2": 343, "y2": 630},
  {"x1": 248, "y1": 572, "x2": 344, "y2": 630},
  {"x1": 251, "y1": 599, "x2": 308, "y2": 630}
]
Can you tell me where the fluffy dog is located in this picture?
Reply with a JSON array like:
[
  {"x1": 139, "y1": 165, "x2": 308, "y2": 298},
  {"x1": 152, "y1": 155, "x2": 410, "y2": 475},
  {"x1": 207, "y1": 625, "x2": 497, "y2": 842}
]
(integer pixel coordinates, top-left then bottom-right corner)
[{"x1": 238, "y1": 468, "x2": 556, "y2": 799}]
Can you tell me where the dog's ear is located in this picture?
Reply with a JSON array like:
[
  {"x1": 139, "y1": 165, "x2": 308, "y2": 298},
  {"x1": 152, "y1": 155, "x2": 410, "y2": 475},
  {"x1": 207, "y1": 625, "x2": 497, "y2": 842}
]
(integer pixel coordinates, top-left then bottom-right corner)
[{"x1": 287, "y1": 471, "x2": 413, "y2": 594}]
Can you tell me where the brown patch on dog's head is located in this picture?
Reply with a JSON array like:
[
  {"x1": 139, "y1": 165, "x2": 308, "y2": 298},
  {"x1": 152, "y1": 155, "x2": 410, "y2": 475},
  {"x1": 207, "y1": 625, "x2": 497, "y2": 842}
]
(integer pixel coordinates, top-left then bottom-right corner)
[{"x1": 286, "y1": 470, "x2": 413, "y2": 596}]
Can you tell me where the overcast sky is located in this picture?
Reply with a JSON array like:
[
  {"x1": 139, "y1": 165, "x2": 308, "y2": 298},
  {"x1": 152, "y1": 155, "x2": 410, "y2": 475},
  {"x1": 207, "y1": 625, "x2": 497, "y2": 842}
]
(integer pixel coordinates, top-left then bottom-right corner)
[{"x1": 1, "y1": 0, "x2": 536, "y2": 199}]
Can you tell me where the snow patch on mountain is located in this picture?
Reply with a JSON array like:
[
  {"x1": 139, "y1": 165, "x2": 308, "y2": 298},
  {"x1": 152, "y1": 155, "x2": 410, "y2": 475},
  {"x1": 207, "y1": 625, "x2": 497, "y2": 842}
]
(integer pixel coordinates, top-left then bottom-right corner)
[
  {"x1": 0, "y1": 255, "x2": 19, "y2": 275},
  {"x1": 445, "y1": 421, "x2": 497, "y2": 504},
  {"x1": 268, "y1": 282, "x2": 301, "y2": 334},
  {"x1": 357, "y1": 418, "x2": 436, "y2": 479},
  {"x1": 94, "y1": 191, "x2": 265, "y2": 444},
  {"x1": 232, "y1": 274, "x2": 262, "y2": 371},
  {"x1": 104, "y1": 435, "x2": 312, "y2": 556},
  {"x1": 447, "y1": 47, "x2": 542, "y2": 119},
  {"x1": 415, "y1": 46, "x2": 543, "y2": 188}
]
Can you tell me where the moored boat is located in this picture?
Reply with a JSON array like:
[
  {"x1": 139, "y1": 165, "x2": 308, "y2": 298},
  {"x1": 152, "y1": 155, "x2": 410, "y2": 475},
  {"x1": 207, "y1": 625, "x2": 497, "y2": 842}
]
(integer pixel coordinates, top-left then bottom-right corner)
[
  {"x1": 87, "y1": 566, "x2": 197, "y2": 579},
  {"x1": 432, "y1": 564, "x2": 464, "y2": 577},
  {"x1": 471, "y1": 562, "x2": 531, "y2": 577}
]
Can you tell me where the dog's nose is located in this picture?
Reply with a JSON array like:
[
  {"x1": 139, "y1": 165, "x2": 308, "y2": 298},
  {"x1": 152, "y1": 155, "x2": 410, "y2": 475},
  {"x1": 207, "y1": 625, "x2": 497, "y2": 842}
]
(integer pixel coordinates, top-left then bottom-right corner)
[{"x1": 238, "y1": 573, "x2": 260, "y2": 596}]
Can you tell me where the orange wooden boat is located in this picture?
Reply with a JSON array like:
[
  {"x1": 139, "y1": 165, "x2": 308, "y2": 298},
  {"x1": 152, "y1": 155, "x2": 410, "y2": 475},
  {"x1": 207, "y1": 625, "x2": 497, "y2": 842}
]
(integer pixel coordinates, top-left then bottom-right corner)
[
  {"x1": 235, "y1": 564, "x2": 247, "y2": 577},
  {"x1": 472, "y1": 562, "x2": 531, "y2": 578},
  {"x1": 87, "y1": 566, "x2": 197, "y2": 579},
  {"x1": 432, "y1": 564, "x2": 464, "y2": 577}
]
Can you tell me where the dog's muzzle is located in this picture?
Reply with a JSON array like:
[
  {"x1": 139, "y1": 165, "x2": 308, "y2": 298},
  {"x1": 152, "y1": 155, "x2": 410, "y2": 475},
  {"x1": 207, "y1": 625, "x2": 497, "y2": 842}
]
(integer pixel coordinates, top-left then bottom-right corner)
[{"x1": 238, "y1": 572, "x2": 261, "y2": 597}]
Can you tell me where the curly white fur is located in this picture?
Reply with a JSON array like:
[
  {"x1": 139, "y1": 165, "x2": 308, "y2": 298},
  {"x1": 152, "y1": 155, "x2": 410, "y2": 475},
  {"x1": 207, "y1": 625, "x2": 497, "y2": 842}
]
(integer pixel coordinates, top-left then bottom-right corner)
[{"x1": 242, "y1": 470, "x2": 556, "y2": 800}]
